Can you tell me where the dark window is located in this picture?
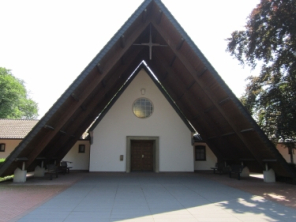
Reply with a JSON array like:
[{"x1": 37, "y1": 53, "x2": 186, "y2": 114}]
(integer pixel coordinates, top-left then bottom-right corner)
[
  {"x1": 195, "y1": 145, "x2": 206, "y2": 161},
  {"x1": 0, "y1": 143, "x2": 5, "y2": 152},
  {"x1": 78, "y1": 144, "x2": 85, "y2": 153}
]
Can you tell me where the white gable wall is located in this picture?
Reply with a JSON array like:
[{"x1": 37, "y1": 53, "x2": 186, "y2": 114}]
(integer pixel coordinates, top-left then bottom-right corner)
[
  {"x1": 90, "y1": 69, "x2": 194, "y2": 172},
  {"x1": 194, "y1": 143, "x2": 217, "y2": 170},
  {"x1": 62, "y1": 140, "x2": 90, "y2": 170}
]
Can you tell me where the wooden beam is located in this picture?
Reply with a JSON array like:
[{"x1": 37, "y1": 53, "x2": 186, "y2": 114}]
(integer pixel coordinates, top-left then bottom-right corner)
[
  {"x1": 176, "y1": 38, "x2": 185, "y2": 50},
  {"x1": 59, "y1": 130, "x2": 67, "y2": 134},
  {"x1": 80, "y1": 105, "x2": 87, "y2": 111},
  {"x1": 178, "y1": 93, "x2": 184, "y2": 100},
  {"x1": 193, "y1": 115, "x2": 199, "y2": 120},
  {"x1": 207, "y1": 136, "x2": 218, "y2": 140},
  {"x1": 96, "y1": 63, "x2": 103, "y2": 74},
  {"x1": 14, "y1": 157, "x2": 28, "y2": 162},
  {"x1": 71, "y1": 93, "x2": 79, "y2": 101},
  {"x1": 44, "y1": 125, "x2": 55, "y2": 130},
  {"x1": 197, "y1": 67, "x2": 208, "y2": 77},
  {"x1": 170, "y1": 55, "x2": 176, "y2": 67},
  {"x1": 218, "y1": 97, "x2": 230, "y2": 105},
  {"x1": 241, "y1": 128, "x2": 254, "y2": 133},
  {"x1": 120, "y1": 56, "x2": 125, "y2": 65},
  {"x1": 221, "y1": 132, "x2": 235, "y2": 137},
  {"x1": 262, "y1": 159, "x2": 277, "y2": 162},
  {"x1": 162, "y1": 72, "x2": 168, "y2": 80},
  {"x1": 187, "y1": 81, "x2": 195, "y2": 90},
  {"x1": 204, "y1": 106, "x2": 215, "y2": 113},
  {"x1": 142, "y1": 9, "x2": 147, "y2": 22},
  {"x1": 120, "y1": 35, "x2": 125, "y2": 48},
  {"x1": 239, "y1": 158, "x2": 255, "y2": 161},
  {"x1": 36, "y1": 156, "x2": 46, "y2": 160},
  {"x1": 102, "y1": 79, "x2": 107, "y2": 88},
  {"x1": 157, "y1": 9, "x2": 163, "y2": 24}
]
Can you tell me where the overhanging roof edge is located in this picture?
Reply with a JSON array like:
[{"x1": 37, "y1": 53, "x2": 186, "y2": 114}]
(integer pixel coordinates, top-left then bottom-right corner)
[{"x1": 89, "y1": 62, "x2": 195, "y2": 133}]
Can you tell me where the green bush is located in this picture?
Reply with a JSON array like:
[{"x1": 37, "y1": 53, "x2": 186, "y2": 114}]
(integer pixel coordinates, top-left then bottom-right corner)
[{"x1": 0, "y1": 175, "x2": 14, "y2": 182}]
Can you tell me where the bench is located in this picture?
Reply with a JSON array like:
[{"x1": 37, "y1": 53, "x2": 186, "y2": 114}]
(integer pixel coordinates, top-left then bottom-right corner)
[
  {"x1": 59, "y1": 161, "x2": 72, "y2": 174},
  {"x1": 46, "y1": 164, "x2": 59, "y2": 180},
  {"x1": 211, "y1": 162, "x2": 229, "y2": 174},
  {"x1": 229, "y1": 164, "x2": 244, "y2": 180}
]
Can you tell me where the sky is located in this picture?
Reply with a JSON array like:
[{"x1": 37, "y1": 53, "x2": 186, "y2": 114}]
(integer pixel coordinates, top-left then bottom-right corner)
[{"x1": 0, "y1": 0, "x2": 261, "y2": 118}]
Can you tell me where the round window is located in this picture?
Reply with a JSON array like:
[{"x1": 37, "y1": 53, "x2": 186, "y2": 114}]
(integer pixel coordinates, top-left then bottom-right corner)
[{"x1": 132, "y1": 98, "x2": 153, "y2": 118}]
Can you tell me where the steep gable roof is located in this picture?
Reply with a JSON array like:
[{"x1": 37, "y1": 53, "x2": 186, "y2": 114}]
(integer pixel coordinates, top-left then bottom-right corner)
[{"x1": 1, "y1": 0, "x2": 295, "y2": 178}]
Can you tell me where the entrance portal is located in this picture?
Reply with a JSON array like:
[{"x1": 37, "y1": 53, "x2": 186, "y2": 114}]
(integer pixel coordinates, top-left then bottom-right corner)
[
  {"x1": 126, "y1": 136, "x2": 159, "y2": 173},
  {"x1": 131, "y1": 140, "x2": 153, "y2": 171}
]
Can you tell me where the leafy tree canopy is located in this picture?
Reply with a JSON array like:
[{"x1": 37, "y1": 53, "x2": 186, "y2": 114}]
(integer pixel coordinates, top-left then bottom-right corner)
[
  {"x1": 0, "y1": 67, "x2": 38, "y2": 119},
  {"x1": 227, "y1": 0, "x2": 296, "y2": 143}
]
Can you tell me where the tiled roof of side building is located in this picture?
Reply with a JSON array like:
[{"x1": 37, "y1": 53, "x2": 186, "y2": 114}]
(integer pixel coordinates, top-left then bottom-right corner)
[{"x1": 0, "y1": 119, "x2": 39, "y2": 139}]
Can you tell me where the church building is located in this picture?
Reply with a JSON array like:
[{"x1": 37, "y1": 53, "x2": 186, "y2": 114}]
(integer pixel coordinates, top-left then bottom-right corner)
[
  {"x1": 0, "y1": 0, "x2": 295, "y2": 181},
  {"x1": 78, "y1": 65, "x2": 215, "y2": 172}
]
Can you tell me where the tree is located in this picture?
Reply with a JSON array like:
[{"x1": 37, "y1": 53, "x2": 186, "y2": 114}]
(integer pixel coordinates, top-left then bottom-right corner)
[
  {"x1": 0, "y1": 67, "x2": 38, "y2": 119},
  {"x1": 226, "y1": 0, "x2": 296, "y2": 145}
]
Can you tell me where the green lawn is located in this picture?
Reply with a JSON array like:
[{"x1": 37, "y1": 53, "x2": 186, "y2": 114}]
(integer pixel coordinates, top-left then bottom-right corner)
[
  {"x1": 0, "y1": 159, "x2": 13, "y2": 182},
  {"x1": 0, "y1": 175, "x2": 14, "y2": 182}
]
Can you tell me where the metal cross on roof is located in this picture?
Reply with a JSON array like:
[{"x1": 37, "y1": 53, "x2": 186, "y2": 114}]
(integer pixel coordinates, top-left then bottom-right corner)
[{"x1": 133, "y1": 24, "x2": 167, "y2": 60}]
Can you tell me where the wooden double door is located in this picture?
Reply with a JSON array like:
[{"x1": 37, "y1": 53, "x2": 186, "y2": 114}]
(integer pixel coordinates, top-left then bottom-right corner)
[{"x1": 131, "y1": 140, "x2": 154, "y2": 172}]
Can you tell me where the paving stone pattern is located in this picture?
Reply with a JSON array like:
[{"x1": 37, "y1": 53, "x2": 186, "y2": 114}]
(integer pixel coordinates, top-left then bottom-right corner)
[
  {"x1": 0, "y1": 173, "x2": 84, "y2": 222},
  {"x1": 11, "y1": 173, "x2": 296, "y2": 222}
]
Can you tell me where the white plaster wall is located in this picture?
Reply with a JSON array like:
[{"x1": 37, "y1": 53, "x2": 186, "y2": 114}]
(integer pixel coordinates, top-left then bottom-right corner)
[
  {"x1": 62, "y1": 140, "x2": 90, "y2": 170},
  {"x1": 277, "y1": 143, "x2": 296, "y2": 163},
  {"x1": 194, "y1": 143, "x2": 217, "y2": 170},
  {"x1": 90, "y1": 69, "x2": 193, "y2": 172},
  {"x1": 0, "y1": 139, "x2": 21, "y2": 159}
]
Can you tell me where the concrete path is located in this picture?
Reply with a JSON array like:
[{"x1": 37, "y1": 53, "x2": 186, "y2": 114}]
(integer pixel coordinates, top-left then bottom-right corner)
[{"x1": 14, "y1": 173, "x2": 296, "y2": 222}]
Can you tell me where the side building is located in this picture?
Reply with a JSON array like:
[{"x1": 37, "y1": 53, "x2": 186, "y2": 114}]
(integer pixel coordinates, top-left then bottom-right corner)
[{"x1": 0, "y1": 119, "x2": 90, "y2": 171}]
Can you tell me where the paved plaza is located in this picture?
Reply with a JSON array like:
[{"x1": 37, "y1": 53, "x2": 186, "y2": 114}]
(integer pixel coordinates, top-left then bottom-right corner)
[{"x1": 1, "y1": 172, "x2": 296, "y2": 222}]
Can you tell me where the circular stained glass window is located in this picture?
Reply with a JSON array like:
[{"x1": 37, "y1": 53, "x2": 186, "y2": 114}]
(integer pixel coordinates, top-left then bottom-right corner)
[{"x1": 132, "y1": 98, "x2": 153, "y2": 118}]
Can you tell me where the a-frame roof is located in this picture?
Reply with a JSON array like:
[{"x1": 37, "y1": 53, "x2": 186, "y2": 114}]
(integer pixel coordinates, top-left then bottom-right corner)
[{"x1": 1, "y1": 0, "x2": 295, "y2": 178}]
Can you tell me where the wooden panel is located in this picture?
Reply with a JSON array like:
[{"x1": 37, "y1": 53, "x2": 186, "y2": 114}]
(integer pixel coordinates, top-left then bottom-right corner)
[
  {"x1": 220, "y1": 102, "x2": 253, "y2": 131},
  {"x1": 131, "y1": 140, "x2": 153, "y2": 172}
]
